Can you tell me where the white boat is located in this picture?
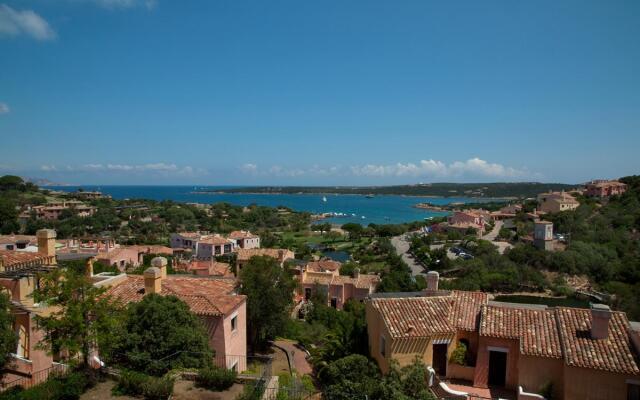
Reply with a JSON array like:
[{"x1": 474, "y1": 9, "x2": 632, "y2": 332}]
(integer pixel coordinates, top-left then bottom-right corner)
[
  {"x1": 322, "y1": 196, "x2": 327, "y2": 202},
  {"x1": 361, "y1": 216, "x2": 366, "y2": 219}
]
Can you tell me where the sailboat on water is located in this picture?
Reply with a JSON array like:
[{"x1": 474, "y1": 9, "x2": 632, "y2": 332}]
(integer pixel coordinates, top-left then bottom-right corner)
[{"x1": 322, "y1": 196, "x2": 327, "y2": 202}]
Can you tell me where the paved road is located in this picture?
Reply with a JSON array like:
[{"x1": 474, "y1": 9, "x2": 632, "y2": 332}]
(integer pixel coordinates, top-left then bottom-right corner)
[
  {"x1": 482, "y1": 220, "x2": 503, "y2": 241},
  {"x1": 274, "y1": 339, "x2": 313, "y2": 375},
  {"x1": 391, "y1": 234, "x2": 426, "y2": 277}
]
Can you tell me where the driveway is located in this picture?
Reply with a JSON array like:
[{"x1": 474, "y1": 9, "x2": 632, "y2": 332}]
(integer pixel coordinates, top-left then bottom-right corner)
[
  {"x1": 274, "y1": 339, "x2": 313, "y2": 375},
  {"x1": 482, "y1": 220, "x2": 503, "y2": 241},
  {"x1": 391, "y1": 234, "x2": 426, "y2": 277}
]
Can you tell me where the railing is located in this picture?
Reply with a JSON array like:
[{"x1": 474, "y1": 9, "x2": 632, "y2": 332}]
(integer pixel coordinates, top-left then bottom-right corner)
[{"x1": 0, "y1": 362, "x2": 69, "y2": 392}]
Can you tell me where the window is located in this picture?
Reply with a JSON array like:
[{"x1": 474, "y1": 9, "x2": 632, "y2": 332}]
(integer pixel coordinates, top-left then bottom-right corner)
[
  {"x1": 16, "y1": 325, "x2": 28, "y2": 359},
  {"x1": 231, "y1": 316, "x2": 237, "y2": 332},
  {"x1": 380, "y1": 335, "x2": 386, "y2": 357}
]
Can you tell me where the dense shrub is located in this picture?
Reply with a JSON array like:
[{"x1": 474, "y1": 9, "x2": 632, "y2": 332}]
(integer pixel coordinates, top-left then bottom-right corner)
[
  {"x1": 141, "y1": 376, "x2": 174, "y2": 400},
  {"x1": 113, "y1": 370, "x2": 174, "y2": 400},
  {"x1": 0, "y1": 370, "x2": 93, "y2": 400},
  {"x1": 195, "y1": 366, "x2": 237, "y2": 391}
]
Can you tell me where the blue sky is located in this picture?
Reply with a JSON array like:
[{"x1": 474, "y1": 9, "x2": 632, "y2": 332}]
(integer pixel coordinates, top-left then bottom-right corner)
[{"x1": 0, "y1": 0, "x2": 639, "y2": 185}]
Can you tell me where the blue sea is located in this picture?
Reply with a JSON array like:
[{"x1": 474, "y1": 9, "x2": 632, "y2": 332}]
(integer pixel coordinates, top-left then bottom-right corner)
[{"x1": 48, "y1": 186, "x2": 499, "y2": 225}]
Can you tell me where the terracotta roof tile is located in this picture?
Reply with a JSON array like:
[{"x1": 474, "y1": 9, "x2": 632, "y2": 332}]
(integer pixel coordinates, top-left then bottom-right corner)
[
  {"x1": 228, "y1": 231, "x2": 259, "y2": 239},
  {"x1": 556, "y1": 307, "x2": 640, "y2": 374},
  {"x1": 236, "y1": 248, "x2": 294, "y2": 262},
  {"x1": 480, "y1": 305, "x2": 562, "y2": 358},
  {"x1": 0, "y1": 250, "x2": 51, "y2": 268},
  {"x1": 451, "y1": 291, "x2": 489, "y2": 331},
  {"x1": 106, "y1": 276, "x2": 245, "y2": 316},
  {"x1": 306, "y1": 260, "x2": 342, "y2": 272},
  {"x1": 371, "y1": 296, "x2": 456, "y2": 338}
]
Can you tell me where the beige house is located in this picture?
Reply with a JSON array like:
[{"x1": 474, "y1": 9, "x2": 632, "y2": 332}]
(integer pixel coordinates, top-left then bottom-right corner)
[
  {"x1": 235, "y1": 248, "x2": 294, "y2": 274},
  {"x1": 297, "y1": 260, "x2": 380, "y2": 310},
  {"x1": 228, "y1": 231, "x2": 260, "y2": 249},
  {"x1": 537, "y1": 191, "x2": 579, "y2": 213},
  {"x1": 365, "y1": 272, "x2": 640, "y2": 400}
]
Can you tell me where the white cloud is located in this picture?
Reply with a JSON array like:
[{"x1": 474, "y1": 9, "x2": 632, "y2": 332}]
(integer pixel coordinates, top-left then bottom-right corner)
[
  {"x1": 240, "y1": 158, "x2": 534, "y2": 181},
  {"x1": 44, "y1": 162, "x2": 201, "y2": 176},
  {"x1": 0, "y1": 102, "x2": 9, "y2": 114},
  {"x1": 88, "y1": 0, "x2": 157, "y2": 10},
  {"x1": 350, "y1": 158, "x2": 527, "y2": 179},
  {"x1": 0, "y1": 4, "x2": 56, "y2": 41}
]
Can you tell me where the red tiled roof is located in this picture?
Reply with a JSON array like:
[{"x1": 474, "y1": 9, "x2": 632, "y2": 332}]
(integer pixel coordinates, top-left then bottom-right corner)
[
  {"x1": 371, "y1": 290, "x2": 487, "y2": 339},
  {"x1": 189, "y1": 260, "x2": 234, "y2": 278},
  {"x1": 556, "y1": 307, "x2": 640, "y2": 374},
  {"x1": 0, "y1": 250, "x2": 51, "y2": 268},
  {"x1": 199, "y1": 236, "x2": 232, "y2": 246},
  {"x1": 480, "y1": 305, "x2": 562, "y2": 358},
  {"x1": 236, "y1": 248, "x2": 293, "y2": 262},
  {"x1": 306, "y1": 260, "x2": 341, "y2": 272},
  {"x1": 228, "y1": 230, "x2": 259, "y2": 239},
  {"x1": 106, "y1": 275, "x2": 245, "y2": 316},
  {"x1": 371, "y1": 296, "x2": 456, "y2": 338},
  {"x1": 129, "y1": 245, "x2": 174, "y2": 255},
  {"x1": 451, "y1": 291, "x2": 489, "y2": 332}
]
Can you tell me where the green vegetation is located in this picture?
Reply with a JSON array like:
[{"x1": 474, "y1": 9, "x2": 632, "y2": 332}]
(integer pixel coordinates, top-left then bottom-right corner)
[
  {"x1": 239, "y1": 256, "x2": 298, "y2": 350},
  {"x1": 0, "y1": 370, "x2": 96, "y2": 400},
  {"x1": 321, "y1": 355, "x2": 436, "y2": 400},
  {"x1": 409, "y1": 175, "x2": 640, "y2": 319},
  {"x1": 107, "y1": 294, "x2": 213, "y2": 376},
  {"x1": 0, "y1": 293, "x2": 17, "y2": 372},
  {"x1": 195, "y1": 366, "x2": 237, "y2": 391},
  {"x1": 113, "y1": 369, "x2": 174, "y2": 400},
  {"x1": 33, "y1": 268, "x2": 118, "y2": 368},
  {"x1": 213, "y1": 182, "x2": 576, "y2": 199}
]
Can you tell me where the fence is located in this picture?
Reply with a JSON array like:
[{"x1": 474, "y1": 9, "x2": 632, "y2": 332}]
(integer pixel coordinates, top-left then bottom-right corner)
[{"x1": 0, "y1": 362, "x2": 69, "y2": 392}]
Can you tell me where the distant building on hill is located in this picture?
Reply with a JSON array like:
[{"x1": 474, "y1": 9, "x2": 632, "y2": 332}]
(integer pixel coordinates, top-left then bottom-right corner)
[
  {"x1": 537, "y1": 191, "x2": 579, "y2": 213},
  {"x1": 585, "y1": 180, "x2": 628, "y2": 198}
]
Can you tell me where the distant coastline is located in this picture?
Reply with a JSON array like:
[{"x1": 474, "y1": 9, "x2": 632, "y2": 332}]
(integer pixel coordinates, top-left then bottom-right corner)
[{"x1": 194, "y1": 182, "x2": 575, "y2": 199}]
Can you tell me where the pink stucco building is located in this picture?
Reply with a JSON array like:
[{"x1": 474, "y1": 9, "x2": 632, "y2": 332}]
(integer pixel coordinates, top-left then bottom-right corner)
[
  {"x1": 101, "y1": 258, "x2": 247, "y2": 371},
  {"x1": 0, "y1": 230, "x2": 64, "y2": 390},
  {"x1": 585, "y1": 180, "x2": 627, "y2": 198}
]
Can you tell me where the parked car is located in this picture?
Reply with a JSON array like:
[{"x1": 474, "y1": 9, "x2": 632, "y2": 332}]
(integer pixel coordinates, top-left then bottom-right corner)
[
  {"x1": 459, "y1": 253, "x2": 474, "y2": 260},
  {"x1": 450, "y1": 247, "x2": 463, "y2": 255}
]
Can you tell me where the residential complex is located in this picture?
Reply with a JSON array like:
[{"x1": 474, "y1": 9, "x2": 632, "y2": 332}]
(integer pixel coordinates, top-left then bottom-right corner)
[
  {"x1": 365, "y1": 272, "x2": 640, "y2": 400},
  {"x1": 170, "y1": 231, "x2": 260, "y2": 258},
  {"x1": 585, "y1": 180, "x2": 628, "y2": 198}
]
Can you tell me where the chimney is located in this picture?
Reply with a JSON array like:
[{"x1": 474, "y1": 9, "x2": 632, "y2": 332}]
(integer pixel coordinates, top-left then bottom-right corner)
[
  {"x1": 36, "y1": 229, "x2": 57, "y2": 265},
  {"x1": 151, "y1": 257, "x2": 168, "y2": 279},
  {"x1": 591, "y1": 304, "x2": 612, "y2": 340},
  {"x1": 426, "y1": 271, "x2": 439, "y2": 291},
  {"x1": 144, "y1": 267, "x2": 162, "y2": 295},
  {"x1": 85, "y1": 256, "x2": 96, "y2": 278},
  {"x1": 354, "y1": 268, "x2": 360, "y2": 279}
]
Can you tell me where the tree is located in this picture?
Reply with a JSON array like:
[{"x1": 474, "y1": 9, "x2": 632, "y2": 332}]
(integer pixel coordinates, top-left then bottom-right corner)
[
  {"x1": 33, "y1": 268, "x2": 119, "y2": 368},
  {"x1": 326, "y1": 230, "x2": 343, "y2": 243},
  {"x1": 0, "y1": 292, "x2": 17, "y2": 372},
  {"x1": 0, "y1": 198, "x2": 19, "y2": 234},
  {"x1": 110, "y1": 294, "x2": 212, "y2": 375},
  {"x1": 239, "y1": 256, "x2": 298, "y2": 350},
  {"x1": 341, "y1": 223, "x2": 363, "y2": 240},
  {"x1": 322, "y1": 354, "x2": 381, "y2": 400}
]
